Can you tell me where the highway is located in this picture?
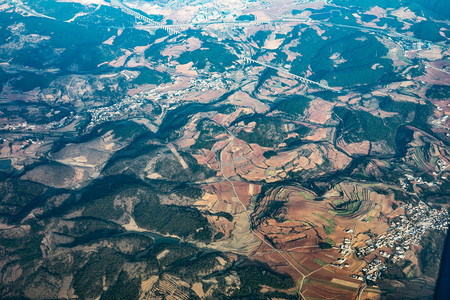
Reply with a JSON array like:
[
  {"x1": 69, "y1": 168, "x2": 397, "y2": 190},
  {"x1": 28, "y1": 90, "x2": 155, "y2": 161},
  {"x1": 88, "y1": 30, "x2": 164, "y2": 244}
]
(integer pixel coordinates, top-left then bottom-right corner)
[
  {"x1": 17, "y1": 0, "x2": 439, "y2": 92},
  {"x1": 427, "y1": 64, "x2": 450, "y2": 76},
  {"x1": 107, "y1": 1, "x2": 338, "y2": 92},
  {"x1": 11, "y1": 0, "x2": 55, "y2": 19},
  {"x1": 14, "y1": 0, "x2": 438, "y2": 50},
  {"x1": 238, "y1": 54, "x2": 340, "y2": 92},
  {"x1": 111, "y1": 0, "x2": 180, "y2": 35},
  {"x1": 112, "y1": 1, "x2": 339, "y2": 92},
  {"x1": 114, "y1": 2, "x2": 443, "y2": 92}
]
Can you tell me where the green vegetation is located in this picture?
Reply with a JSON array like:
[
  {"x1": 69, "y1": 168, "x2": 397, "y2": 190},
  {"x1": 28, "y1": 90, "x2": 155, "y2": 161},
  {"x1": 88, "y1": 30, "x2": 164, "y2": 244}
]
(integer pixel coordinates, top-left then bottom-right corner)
[
  {"x1": 113, "y1": 28, "x2": 153, "y2": 49},
  {"x1": 236, "y1": 14, "x2": 255, "y2": 21},
  {"x1": 312, "y1": 33, "x2": 394, "y2": 86},
  {"x1": 151, "y1": 243, "x2": 198, "y2": 267},
  {"x1": 309, "y1": 12, "x2": 332, "y2": 21},
  {"x1": 319, "y1": 241, "x2": 333, "y2": 249},
  {"x1": 168, "y1": 251, "x2": 229, "y2": 279},
  {"x1": 177, "y1": 41, "x2": 237, "y2": 72},
  {"x1": 0, "y1": 102, "x2": 72, "y2": 125},
  {"x1": 254, "y1": 200, "x2": 287, "y2": 224},
  {"x1": 289, "y1": 28, "x2": 396, "y2": 87},
  {"x1": 100, "y1": 272, "x2": 140, "y2": 300},
  {"x1": 411, "y1": 21, "x2": 445, "y2": 42},
  {"x1": 325, "y1": 237, "x2": 336, "y2": 246},
  {"x1": 10, "y1": 72, "x2": 57, "y2": 92},
  {"x1": 23, "y1": 0, "x2": 90, "y2": 20},
  {"x1": 392, "y1": 202, "x2": 399, "y2": 210},
  {"x1": 323, "y1": 225, "x2": 335, "y2": 235},
  {"x1": 274, "y1": 95, "x2": 311, "y2": 117},
  {"x1": 313, "y1": 90, "x2": 339, "y2": 102},
  {"x1": 312, "y1": 213, "x2": 336, "y2": 227},
  {"x1": 4, "y1": 9, "x2": 169, "y2": 77},
  {"x1": 289, "y1": 28, "x2": 328, "y2": 76},
  {"x1": 144, "y1": 41, "x2": 169, "y2": 62},
  {"x1": 153, "y1": 152, "x2": 215, "y2": 182},
  {"x1": 80, "y1": 178, "x2": 139, "y2": 221},
  {"x1": 426, "y1": 84, "x2": 450, "y2": 100},
  {"x1": 0, "y1": 220, "x2": 44, "y2": 268},
  {"x1": 0, "y1": 178, "x2": 48, "y2": 222},
  {"x1": 333, "y1": 200, "x2": 362, "y2": 216},
  {"x1": 103, "y1": 136, "x2": 214, "y2": 182},
  {"x1": 376, "y1": 17, "x2": 405, "y2": 30},
  {"x1": 253, "y1": 68, "x2": 277, "y2": 94},
  {"x1": 0, "y1": 70, "x2": 12, "y2": 92},
  {"x1": 12, "y1": 17, "x2": 112, "y2": 72},
  {"x1": 439, "y1": 179, "x2": 450, "y2": 196},
  {"x1": 0, "y1": 159, "x2": 11, "y2": 170},
  {"x1": 71, "y1": 5, "x2": 136, "y2": 27},
  {"x1": 252, "y1": 30, "x2": 271, "y2": 48},
  {"x1": 77, "y1": 175, "x2": 213, "y2": 241},
  {"x1": 406, "y1": 265, "x2": 417, "y2": 279},
  {"x1": 134, "y1": 188, "x2": 212, "y2": 240},
  {"x1": 191, "y1": 119, "x2": 225, "y2": 150},
  {"x1": 313, "y1": 258, "x2": 327, "y2": 267},
  {"x1": 361, "y1": 14, "x2": 377, "y2": 23},
  {"x1": 236, "y1": 115, "x2": 287, "y2": 147},
  {"x1": 216, "y1": 104, "x2": 236, "y2": 114},
  {"x1": 419, "y1": 230, "x2": 446, "y2": 278},
  {"x1": 233, "y1": 262, "x2": 295, "y2": 297},
  {"x1": 412, "y1": 146, "x2": 427, "y2": 169},
  {"x1": 60, "y1": 218, "x2": 124, "y2": 239},
  {"x1": 410, "y1": 0, "x2": 450, "y2": 20},
  {"x1": 335, "y1": 107, "x2": 401, "y2": 146},
  {"x1": 132, "y1": 68, "x2": 171, "y2": 85},
  {"x1": 393, "y1": 189, "x2": 415, "y2": 203},
  {"x1": 2, "y1": 2, "x2": 448, "y2": 298},
  {"x1": 263, "y1": 150, "x2": 278, "y2": 159},
  {"x1": 333, "y1": 199, "x2": 345, "y2": 205},
  {"x1": 67, "y1": 121, "x2": 146, "y2": 147},
  {"x1": 378, "y1": 96, "x2": 433, "y2": 133},
  {"x1": 157, "y1": 103, "x2": 216, "y2": 140},
  {"x1": 111, "y1": 122, "x2": 148, "y2": 141},
  {"x1": 73, "y1": 248, "x2": 126, "y2": 299},
  {"x1": 172, "y1": 183, "x2": 204, "y2": 199},
  {"x1": 328, "y1": 11, "x2": 359, "y2": 26}
]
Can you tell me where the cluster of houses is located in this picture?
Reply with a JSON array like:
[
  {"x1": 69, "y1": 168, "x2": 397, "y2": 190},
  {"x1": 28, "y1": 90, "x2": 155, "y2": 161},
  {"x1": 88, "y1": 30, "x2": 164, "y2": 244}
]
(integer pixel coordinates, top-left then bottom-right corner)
[
  {"x1": 87, "y1": 75, "x2": 227, "y2": 128},
  {"x1": 341, "y1": 201, "x2": 448, "y2": 283}
]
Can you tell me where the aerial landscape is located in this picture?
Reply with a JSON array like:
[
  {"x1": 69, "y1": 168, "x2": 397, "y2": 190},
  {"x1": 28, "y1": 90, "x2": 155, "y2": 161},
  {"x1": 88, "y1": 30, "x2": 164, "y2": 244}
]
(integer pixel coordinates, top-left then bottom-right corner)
[{"x1": 0, "y1": 0, "x2": 449, "y2": 299}]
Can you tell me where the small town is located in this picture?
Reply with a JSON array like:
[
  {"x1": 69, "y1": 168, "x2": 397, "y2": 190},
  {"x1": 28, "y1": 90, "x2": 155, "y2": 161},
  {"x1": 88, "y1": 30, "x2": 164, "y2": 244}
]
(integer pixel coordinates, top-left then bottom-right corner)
[
  {"x1": 341, "y1": 201, "x2": 450, "y2": 283},
  {"x1": 87, "y1": 74, "x2": 228, "y2": 128}
]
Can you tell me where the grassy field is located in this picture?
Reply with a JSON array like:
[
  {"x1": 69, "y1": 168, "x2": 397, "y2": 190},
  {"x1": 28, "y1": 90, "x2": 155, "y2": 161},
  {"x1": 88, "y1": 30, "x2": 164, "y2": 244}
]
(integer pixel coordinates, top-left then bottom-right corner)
[
  {"x1": 413, "y1": 147, "x2": 428, "y2": 169},
  {"x1": 323, "y1": 225, "x2": 335, "y2": 235},
  {"x1": 325, "y1": 237, "x2": 336, "y2": 246},
  {"x1": 335, "y1": 200, "x2": 362, "y2": 216},
  {"x1": 312, "y1": 213, "x2": 336, "y2": 227},
  {"x1": 313, "y1": 258, "x2": 328, "y2": 267}
]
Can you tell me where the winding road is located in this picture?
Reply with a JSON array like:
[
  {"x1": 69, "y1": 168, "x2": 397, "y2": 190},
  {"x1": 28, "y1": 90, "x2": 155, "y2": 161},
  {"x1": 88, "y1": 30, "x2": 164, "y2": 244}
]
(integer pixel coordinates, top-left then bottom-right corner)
[{"x1": 217, "y1": 134, "x2": 308, "y2": 299}]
